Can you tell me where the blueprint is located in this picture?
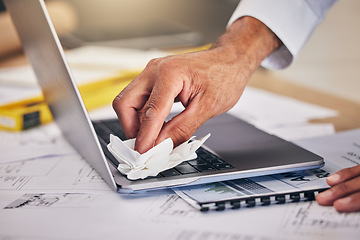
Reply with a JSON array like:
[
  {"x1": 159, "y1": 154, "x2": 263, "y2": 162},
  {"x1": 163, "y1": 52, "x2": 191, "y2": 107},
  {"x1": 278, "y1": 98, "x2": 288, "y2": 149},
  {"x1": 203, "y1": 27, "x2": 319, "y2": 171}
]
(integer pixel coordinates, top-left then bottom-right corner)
[{"x1": 0, "y1": 86, "x2": 359, "y2": 240}]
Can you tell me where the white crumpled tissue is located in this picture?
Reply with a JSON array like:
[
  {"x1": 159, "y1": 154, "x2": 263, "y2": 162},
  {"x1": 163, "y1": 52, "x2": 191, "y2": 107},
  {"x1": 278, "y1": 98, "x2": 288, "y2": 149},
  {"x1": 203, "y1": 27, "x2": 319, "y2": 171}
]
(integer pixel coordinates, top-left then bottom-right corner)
[{"x1": 107, "y1": 133, "x2": 211, "y2": 180}]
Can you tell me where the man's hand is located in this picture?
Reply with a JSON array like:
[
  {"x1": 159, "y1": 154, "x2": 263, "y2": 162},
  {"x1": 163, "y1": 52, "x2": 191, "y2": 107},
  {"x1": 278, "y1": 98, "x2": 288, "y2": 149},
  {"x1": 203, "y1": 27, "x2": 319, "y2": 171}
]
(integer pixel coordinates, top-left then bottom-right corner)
[
  {"x1": 113, "y1": 16, "x2": 280, "y2": 153},
  {"x1": 316, "y1": 165, "x2": 360, "y2": 212}
]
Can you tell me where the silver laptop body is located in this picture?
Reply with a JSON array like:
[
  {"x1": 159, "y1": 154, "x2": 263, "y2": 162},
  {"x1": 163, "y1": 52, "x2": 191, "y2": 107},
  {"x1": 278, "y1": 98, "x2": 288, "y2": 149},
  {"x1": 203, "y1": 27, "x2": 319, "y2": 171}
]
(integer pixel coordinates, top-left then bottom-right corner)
[{"x1": 5, "y1": 0, "x2": 324, "y2": 193}]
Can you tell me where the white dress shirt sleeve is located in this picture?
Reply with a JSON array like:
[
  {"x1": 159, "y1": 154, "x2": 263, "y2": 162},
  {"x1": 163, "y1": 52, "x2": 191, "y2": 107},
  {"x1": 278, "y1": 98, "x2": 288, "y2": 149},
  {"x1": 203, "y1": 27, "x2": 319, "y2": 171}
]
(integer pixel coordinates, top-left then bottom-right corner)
[{"x1": 227, "y1": 0, "x2": 337, "y2": 69}]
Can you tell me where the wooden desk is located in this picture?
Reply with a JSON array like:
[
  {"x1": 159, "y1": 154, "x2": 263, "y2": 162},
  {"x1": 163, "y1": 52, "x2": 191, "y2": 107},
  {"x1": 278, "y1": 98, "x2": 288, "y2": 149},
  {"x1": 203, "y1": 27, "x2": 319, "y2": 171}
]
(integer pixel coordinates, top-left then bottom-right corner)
[
  {"x1": 1, "y1": 53, "x2": 359, "y2": 132},
  {"x1": 249, "y1": 69, "x2": 360, "y2": 132}
]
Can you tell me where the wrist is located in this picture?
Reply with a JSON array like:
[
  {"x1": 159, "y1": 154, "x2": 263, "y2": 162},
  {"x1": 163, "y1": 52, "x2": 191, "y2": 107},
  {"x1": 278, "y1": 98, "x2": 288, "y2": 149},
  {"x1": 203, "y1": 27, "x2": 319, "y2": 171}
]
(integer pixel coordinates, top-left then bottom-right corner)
[{"x1": 211, "y1": 16, "x2": 281, "y2": 71}]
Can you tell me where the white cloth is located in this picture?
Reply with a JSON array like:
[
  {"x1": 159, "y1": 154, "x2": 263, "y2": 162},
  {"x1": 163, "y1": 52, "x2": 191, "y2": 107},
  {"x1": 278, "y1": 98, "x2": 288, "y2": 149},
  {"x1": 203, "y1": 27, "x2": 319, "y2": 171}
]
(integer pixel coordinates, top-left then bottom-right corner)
[
  {"x1": 107, "y1": 134, "x2": 211, "y2": 180},
  {"x1": 228, "y1": 0, "x2": 337, "y2": 69}
]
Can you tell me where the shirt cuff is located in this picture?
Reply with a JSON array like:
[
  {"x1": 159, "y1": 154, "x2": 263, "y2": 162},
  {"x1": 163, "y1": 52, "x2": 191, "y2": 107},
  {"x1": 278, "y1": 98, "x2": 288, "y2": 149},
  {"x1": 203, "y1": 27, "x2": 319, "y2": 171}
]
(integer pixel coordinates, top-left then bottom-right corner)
[{"x1": 227, "y1": 0, "x2": 335, "y2": 70}]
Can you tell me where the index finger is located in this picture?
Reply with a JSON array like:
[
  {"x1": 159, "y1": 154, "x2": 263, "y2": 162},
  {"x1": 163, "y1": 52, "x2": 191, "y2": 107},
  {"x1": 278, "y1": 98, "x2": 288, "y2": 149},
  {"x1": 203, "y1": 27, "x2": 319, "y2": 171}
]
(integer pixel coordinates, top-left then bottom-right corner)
[
  {"x1": 327, "y1": 165, "x2": 360, "y2": 186},
  {"x1": 112, "y1": 76, "x2": 152, "y2": 139},
  {"x1": 135, "y1": 75, "x2": 183, "y2": 153}
]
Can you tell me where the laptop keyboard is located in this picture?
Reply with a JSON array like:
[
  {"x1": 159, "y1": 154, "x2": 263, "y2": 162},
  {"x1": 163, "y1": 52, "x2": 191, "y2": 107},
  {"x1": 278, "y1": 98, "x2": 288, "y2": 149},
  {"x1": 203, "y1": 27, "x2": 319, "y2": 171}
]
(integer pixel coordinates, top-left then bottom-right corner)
[{"x1": 92, "y1": 119, "x2": 234, "y2": 179}]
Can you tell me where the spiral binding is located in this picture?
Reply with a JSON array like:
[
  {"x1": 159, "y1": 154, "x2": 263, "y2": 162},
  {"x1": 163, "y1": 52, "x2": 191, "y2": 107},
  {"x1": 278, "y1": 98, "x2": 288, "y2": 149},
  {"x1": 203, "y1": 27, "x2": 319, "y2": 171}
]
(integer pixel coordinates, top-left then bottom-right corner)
[{"x1": 199, "y1": 187, "x2": 329, "y2": 212}]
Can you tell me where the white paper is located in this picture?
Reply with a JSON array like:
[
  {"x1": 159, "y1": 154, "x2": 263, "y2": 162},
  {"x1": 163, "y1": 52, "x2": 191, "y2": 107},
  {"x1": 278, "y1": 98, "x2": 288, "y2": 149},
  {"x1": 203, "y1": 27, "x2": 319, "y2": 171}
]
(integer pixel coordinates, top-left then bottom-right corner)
[
  {"x1": 0, "y1": 123, "x2": 76, "y2": 163},
  {"x1": 1, "y1": 130, "x2": 359, "y2": 240},
  {"x1": 228, "y1": 87, "x2": 338, "y2": 129},
  {"x1": 0, "y1": 84, "x2": 42, "y2": 106},
  {"x1": 0, "y1": 46, "x2": 167, "y2": 87},
  {"x1": 0, "y1": 155, "x2": 109, "y2": 191},
  {"x1": 265, "y1": 123, "x2": 335, "y2": 141},
  {"x1": 294, "y1": 128, "x2": 360, "y2": 170},
  {"x1": 66, "y1": 46, "x2": 167, "y2": 71},
  {"x1": 0, "y1": 64, "x2": 120, "y2": 86},
  {"x1": 107, "y1": 134, "x2": 211, "y2": 180}
]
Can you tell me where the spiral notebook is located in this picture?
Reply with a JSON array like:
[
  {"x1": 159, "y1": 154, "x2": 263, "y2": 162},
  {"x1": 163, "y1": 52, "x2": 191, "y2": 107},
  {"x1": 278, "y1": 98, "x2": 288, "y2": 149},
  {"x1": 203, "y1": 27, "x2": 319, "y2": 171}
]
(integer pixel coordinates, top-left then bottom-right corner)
[
  {"x1": 174, "y1": 128, "x2": 360, "y2": 211},
  {"x1": 174, "y1": 168, "x2": 330, "y2": 211}
]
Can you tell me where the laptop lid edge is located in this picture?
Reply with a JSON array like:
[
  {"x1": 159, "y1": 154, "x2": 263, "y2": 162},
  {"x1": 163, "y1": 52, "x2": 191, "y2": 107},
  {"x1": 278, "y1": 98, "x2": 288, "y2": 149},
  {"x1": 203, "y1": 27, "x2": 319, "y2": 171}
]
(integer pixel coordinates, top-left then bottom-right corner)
[{"x1": 5, "y1": 0, "x2": 117, "y2": 191}]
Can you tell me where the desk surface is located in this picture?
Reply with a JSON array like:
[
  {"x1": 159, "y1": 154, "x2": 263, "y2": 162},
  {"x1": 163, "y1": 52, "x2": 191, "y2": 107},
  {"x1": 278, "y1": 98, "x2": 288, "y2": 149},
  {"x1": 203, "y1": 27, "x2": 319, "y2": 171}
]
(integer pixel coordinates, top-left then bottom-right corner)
[{"x1": 1, "y1": 52, "x2": 360, "y2": 240}]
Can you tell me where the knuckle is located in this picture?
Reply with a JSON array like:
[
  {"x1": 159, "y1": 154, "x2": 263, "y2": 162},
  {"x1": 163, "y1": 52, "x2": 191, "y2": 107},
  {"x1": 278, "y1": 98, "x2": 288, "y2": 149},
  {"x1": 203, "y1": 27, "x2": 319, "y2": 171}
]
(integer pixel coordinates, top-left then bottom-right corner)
[
  {"x1": 146, "y1": 57, "x2": 163, "y2": 69},
  {"x1": 339, "y1": 167, "x2": 353, "y2": 177},
  {"x1": 112, "y1": 91, "x2": 127, "y2": 110},
  {"x1": 332, "y1": 182, "x2": 351, "y2": 197},
  {"x1": 158, "y1": 58, "x2": 184, "y2": 76},
  {"x1": 142, "y1": 102, "x2": 160, "y2": 122},
  {"x1": 112, "y1": 93, "x2": 123, "y2": 109},
  {"x1": 337, "y1": 166, "x2": 358, "y2": 181},
  {"x1": 172, "y1": 124, "x2": 194, "y2": 144}
]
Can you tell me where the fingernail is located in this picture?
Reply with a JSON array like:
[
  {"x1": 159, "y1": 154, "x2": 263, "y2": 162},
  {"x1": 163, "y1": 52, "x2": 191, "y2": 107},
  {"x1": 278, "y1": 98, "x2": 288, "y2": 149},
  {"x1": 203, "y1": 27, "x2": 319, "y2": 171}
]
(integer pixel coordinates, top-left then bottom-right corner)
[
  {"x1": 327, "y1": 173, "x2": 340, "y2": 183},
  {"x1": 336, "y1": 196, "x2": 351, "y2": 205},
  {"x1": 318, "y1": 189, "x2": 332, "y2": 199}
]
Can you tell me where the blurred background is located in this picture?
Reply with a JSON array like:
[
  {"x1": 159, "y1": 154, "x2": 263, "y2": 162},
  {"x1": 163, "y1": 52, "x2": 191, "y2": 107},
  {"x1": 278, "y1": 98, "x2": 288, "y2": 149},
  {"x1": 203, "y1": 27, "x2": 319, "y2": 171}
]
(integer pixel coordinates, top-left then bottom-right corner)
[
  {"x1": 275, "y1": 0, "x2": 360, "y2": 104},
  {"x1": 60, "y1": 0, "x2": 360, "y2": 104},
  {"x1": 59, "y1": 0, "x2": 240, "y2": 49},
  {"x1": 1, "y1": 0, "x2": 359, "y2": 104}
]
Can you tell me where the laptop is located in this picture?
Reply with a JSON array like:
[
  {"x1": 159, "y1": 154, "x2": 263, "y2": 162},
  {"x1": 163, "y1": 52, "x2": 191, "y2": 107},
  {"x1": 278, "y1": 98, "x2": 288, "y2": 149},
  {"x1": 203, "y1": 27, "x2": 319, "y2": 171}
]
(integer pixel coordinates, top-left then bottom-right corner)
[{"x1": 5, "y1": 0, "x2": 325, "y2": 193}]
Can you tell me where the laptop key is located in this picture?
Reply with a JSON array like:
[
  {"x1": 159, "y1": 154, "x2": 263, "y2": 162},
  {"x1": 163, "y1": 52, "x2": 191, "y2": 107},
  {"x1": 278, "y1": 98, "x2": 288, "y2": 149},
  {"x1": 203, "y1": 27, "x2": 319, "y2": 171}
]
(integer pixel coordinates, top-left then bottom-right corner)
[
  {"x1": 196, "y1": 150, "x2": 209, "y2": 159},
  {"x1": 206, "y1": 158, "x2": 225, "y2": 165},
  {"x1": 102, "y1": 120, "x2": 127, "y2": 141},
  {"x1": 188, "y1": 158, "x2": 207, "y2": 166},
  {"x1": 178, "y1": 161, "x2": 190, "y2": 166},
  {"x1": 145, "y1": 174, "x2": 162, "y2": 179},
  {"x1": 194, "y1": 164, "x2": 216, "y2": 172},
  {"x1": 213, "y1": 163, "x2": 234, "y2": 170},
  {"x1": 92, "y1": 122, "x2": 112, "y2": 144},
  {"x1": 160, "y1": 169, "x2": 181, "y2": 177},
  {"x1": 175, "y1": 164, "x2": 199, "y2": 174},
  {"x1": 198, "y1": 153, "x2": 223, "y2": 163}
]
